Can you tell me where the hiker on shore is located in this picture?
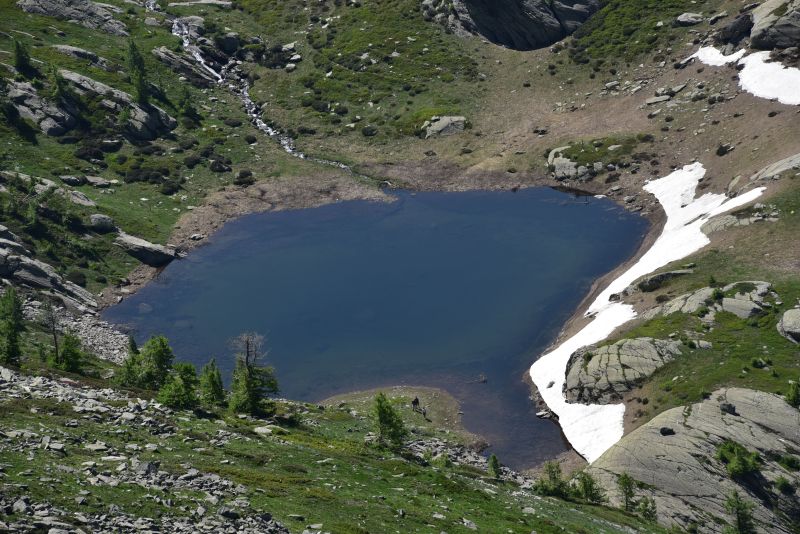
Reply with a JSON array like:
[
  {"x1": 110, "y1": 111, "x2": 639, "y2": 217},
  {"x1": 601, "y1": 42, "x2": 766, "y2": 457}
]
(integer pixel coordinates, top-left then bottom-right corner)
[{"x1": 411, "y1": 396, "x2": 420, "y2": 412}]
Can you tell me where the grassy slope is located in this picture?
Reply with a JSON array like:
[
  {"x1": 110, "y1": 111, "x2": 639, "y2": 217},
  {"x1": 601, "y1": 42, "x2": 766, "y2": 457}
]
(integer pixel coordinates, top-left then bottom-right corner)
[
  {"x1": 611, "y1": 180, "x2": 800, "y2": 428},
  {"x1": 0, "y1": 0, "x2": 346, "y2": 291},
  {"x1": 0, "y1": 356, "x2": 665, "y2": 534}
]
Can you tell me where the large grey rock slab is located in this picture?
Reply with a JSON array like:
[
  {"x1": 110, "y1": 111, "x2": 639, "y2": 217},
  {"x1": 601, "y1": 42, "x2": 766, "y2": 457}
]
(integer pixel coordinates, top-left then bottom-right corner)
[
  {"x1": 114, "y1": 232, "x2": 178, "y2": 267},
  {"x1": 564, "y1": 338, "x2": 682, "y2": 403},
  {"x1": 588, "y1": 388, "x2": 800, "y2": 533},
  {"x1": 60, "y1": 70, "x2": 176, "y2": 140},
  {"x1": 441, "y1": 0, "x2": 600, "y2": 50},
  {"x1": 423, "y1": 116, "x2": 466, "y2": 138},
  {"x1": 52, "y1": 45, "x2": 116, "y2": 71},
  {"x1": 674, "y1": 12, "x2": 704, "y2": 26},
  {"x1": 6, "y1": 81, "x2": 77, "y2": 136},
  {"x1": 644, "y1": 287, "x2": 715, "y2": 319},
  {"x1": 778, "y1": 308, "x2": 800, "y2": 343},
  {"x1": 16, "y1": 0, "x2": 128, "y2": 35},
  {"x1": 751, "y1": 0, "x2": 800, "y2": 49},
  {"x1": 151, "y1": 46, "x2": 217, "y2": 88}
]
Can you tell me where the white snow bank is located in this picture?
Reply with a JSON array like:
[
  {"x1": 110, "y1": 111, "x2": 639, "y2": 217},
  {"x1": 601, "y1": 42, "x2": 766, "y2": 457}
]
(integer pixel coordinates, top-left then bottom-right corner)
[
  {"x1": 691, "y1": 47, "x2": 745, "y2": 66},
  {"x1": 691, "y1": 46, "x2": 800, "y2": 106},
  {"x1": 737, "y1": 51, "x2": 800, "y2": 106},
  {"x1": 529, "y1": 163, "x2": 765, "y2": 463}
]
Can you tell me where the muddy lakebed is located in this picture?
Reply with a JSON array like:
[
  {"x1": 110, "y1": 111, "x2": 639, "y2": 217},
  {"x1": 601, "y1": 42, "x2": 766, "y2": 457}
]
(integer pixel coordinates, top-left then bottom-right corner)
[{"x1": 104, "y1": 187, "x2": 649, "y2": 468}]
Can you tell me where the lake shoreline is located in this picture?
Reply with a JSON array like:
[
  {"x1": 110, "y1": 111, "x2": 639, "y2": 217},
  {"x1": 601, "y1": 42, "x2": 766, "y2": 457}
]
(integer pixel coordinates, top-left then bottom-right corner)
[
  {"x1": 95, "y1": 159, "x2": 669, "y2": 471},
  {"x1": 97, "y1": 163, "x2": 664, "y2": 310}
]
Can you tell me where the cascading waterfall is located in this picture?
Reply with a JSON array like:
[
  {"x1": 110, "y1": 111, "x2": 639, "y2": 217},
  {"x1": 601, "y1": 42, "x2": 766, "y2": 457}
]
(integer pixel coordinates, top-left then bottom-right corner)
[{"x1": 168, "y1": 16, "x2": 357, "y2": 174}]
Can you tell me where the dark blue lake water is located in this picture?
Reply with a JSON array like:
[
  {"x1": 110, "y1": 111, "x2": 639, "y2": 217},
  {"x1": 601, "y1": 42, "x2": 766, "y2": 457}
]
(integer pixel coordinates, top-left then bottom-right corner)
[{"x1": 103, "y1": 188, "x2": 648, "y2": 468}]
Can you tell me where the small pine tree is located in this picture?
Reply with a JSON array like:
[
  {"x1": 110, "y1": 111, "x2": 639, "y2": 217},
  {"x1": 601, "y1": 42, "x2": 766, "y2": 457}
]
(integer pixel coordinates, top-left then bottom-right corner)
[
  {"x1": 725, "y1": 491, "x2": 756, "y2": 534},
  {"x1": 128, "y1": 335, "x2": 139, "y2": 355},
  {"x1": 13, "y1": 39, "x2": 33, "y2": 77},
  {"x1": 488, "y1": 453, "x2": 501, "y2": 479},
  {"x1": 50, "y1": 66, "x2": 69, "y2": 102},
  {"x1": 127, "y1": 39, "x2": 149, "y2": 105},
  {"x1": 636, "y1": 496, "x2": 657, "y2": 521},
  {"x1": 199, "y1": 358, "x2": 226, "y2": 407},
  {"x1": 228, "y1": 333, "x2": 278, "y2": 416},
  {"x1": 138, "y1": 335, "x2": 174, "y2": 389},
  {"x1": 116, "y1": 335, "x2": 174, "y2": 390},
  {"x1": 574, "y1": 471, "x2": 606, "y2": 503},
  {"x1": 157, "y1": 362, "x2": 198, "y2": 409},
  {"x1": 617, "y1": 473, "x2": 636, "y2": 511},
  {"x1": 534, "y1": 461, "x2": 570, "y2": 498},
  {"x1": 52, "y1": 333, "x2": 82, "y2": 373},
  {"x1": 787, "y1": 380, "x2": 800, "y2": 408},
  {"x1": 372, "y1": 392, "x2": 408, "y2": 448},
  {"x1": 40, "y1": 299, "x2": 60, "y2": 363},
  {"x1": 0, "y1": 287, "x2": 24, "y2": 366}
]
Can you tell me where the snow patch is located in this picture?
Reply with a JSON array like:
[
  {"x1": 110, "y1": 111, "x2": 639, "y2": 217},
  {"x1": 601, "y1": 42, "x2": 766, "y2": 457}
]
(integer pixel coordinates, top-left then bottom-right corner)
[
  {"x1": 691, "y1": 47, "x2": 745, "y2": 66},
  {"x1": 691, "y1": 46, "x2": 800, "y2": 106},
  {"x1": 737, "y1": 51, "x2": 800, "y2": 106},
  {"x1": 529, "y1": 163, "x2": 765, "y2": 463}
]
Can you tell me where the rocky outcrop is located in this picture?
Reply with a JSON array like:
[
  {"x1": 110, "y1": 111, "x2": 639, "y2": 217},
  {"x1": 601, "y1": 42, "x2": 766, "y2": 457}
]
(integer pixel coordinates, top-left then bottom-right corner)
[
  {"x1": 645, "y1": 281, "x2": 775, "y2": 320},
  {"x1": 115, "y1": 232, "x2": 179, "y2": 267},
  {"x1": 636, "y1": 269, "x2": 693, "y2": 292},
  {"x1": 564, "y1": 338, "x2": 682, "y2": 404},
  {"x1": 16, "y1": 0, "x2": 128, "y2": 36},
  {"x1": 0, "y1": 365, "x2": 289, "y2": 533},
  {"x1": 152, "y1": 46, "x2": 217, "y2": 88},
  {"x1": 6, "y1": 80, "x2": 77, "y2": 136},
  {"x1": 52, "y1": 44, "x2": 116, "y2": 71},
  {"x1": 0, "y1": 227, "x2": 97, "y2": 311},
  {"x1": 60, "y1": 70, "x2": 177, "y2": 140},
  {"x1": 588, "y1": 388, "x2": 800, "y2": 533},
  {"x1": 674, "y1": 12, "x2": 704, "y2": 26},
  {"x1": 778, "y1": 308, "x2": 800, "y2": 343},
  {"x1": 429, "y1": 0, "x2": 600, "y2": 51},
  {"x1": 751, "y1": 0, "x2": 800, "y2": 50},
  {"x1": 423, "y1": 116, "x2": 467, "y2": 138},
  {"x1": 0, "y1": 170, "x2": 97, "y2": 208}
]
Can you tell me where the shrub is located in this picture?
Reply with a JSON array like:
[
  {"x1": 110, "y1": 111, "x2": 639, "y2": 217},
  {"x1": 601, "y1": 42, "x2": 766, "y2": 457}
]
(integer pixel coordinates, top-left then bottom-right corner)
[
  {"x1": 716, "y1": 441, "x2": 760, "y2": 479},
  {"x1": 725, "y1": 491, "x2": 755, "y2": 534},
  {"x1": 51, "y1": 333, "x2": 83, "y2": 373},
  {"x1": 574, "y1": 471, "x2": 606, "y2": 503},
  {"x1": 160, "y1": 179, "x2": 181, "y2": 196},
  {"x1": 787, "y1": 380, "x2": 800, "y2": 408},
  {"x1": 487, "y1": 454, "x2": 500, "y2": 479},
  {"x1": 116, "y1": 335, "x2": 175, "y2": 390},
  {"x1": 534, "y1": 461, "x2": 571, "y2": 498},
  {"x1": 184, "y1": 154, "x2": 202, "y2": 168},
  {"x1": 775, "y1": 476, "x2": 794, "y2": 495},
  {"x1": 636, "y1": 496, "x2": 657, "y2": 521},
  {"x1": 65, "y1": 270, "x2": 87, "y2": 287}
]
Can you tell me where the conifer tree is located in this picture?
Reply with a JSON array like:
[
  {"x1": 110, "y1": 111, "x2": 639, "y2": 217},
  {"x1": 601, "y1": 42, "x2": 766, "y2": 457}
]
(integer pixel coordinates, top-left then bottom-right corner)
[
  {"x1": 199, "y1": 358, "x2": 226, "y2": 407},
  {"x1": 127, "y1": 39, "x2": 149, "y2": 105},
  {"x1": 228, "y1": 333, "x2": 278, "y2": 415},
  {"x1": 0, "y1": 287, "x2": 24, "y2": 366},
  {"x1": 372, "y1": 392, "x2": 408, "y2": 448},
  {"x1": 13, "y1": 39, "x2": 33, "y2": 77}
]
